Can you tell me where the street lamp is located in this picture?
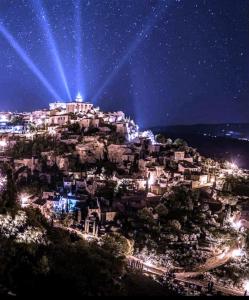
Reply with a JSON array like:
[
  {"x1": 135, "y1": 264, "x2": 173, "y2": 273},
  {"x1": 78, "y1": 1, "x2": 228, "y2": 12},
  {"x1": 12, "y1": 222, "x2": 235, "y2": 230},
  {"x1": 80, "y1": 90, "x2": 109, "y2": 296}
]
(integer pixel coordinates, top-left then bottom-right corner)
[
  {"x1": 229, "y1": 217, "x2": 242, "y2": 231},
  {"x1": 144, "y1": 258, "x2": 153, "y2": 267},
  {"x1": 26, "y1": 132, "x2": 34, "y2": 140},
  {"x1": 232, "y1": 220, "x2": 242, "y2": 231},
  {"x1": 148, "y1": 174, "x2": 155, "y2": 187},
  {"x1": 0, "y1": 140, "x2": 7, "y2": 151},
  {"x1": 244, "y1": 281, "x2": 249, "y2": 296},
  {"x1": 232, "y1": 248, "x2": 243, "y2": 258},
  {"x1": 0, "y1": 175, "x2": 6, "y2": 191},
  {"x1": 230, "y1": 162, "x2": 238, "y2": 170},
  {"x1": 20, "y1": 194, "x2": 29, "y2": 208}
]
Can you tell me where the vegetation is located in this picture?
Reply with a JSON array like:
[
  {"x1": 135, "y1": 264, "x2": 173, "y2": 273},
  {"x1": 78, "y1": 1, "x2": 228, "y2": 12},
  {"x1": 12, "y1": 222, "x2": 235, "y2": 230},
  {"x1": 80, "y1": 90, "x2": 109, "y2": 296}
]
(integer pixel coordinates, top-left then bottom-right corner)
[
  {"x1": 7, "y1": 136, "x2": 55, "y2": 159},
  {"x1": 10, "y1": 116, "x2": 24, "y2": 126},
  {"x1": 0, "y1": 172, "x2": 169, "y2": 296},
  {"x1": 0, "y1": 231, "x2": 124, "y2": 296},
  {"x1": 119, "y1": 184, "x2": 241, "y2": 269},
  {"x1": 223, "y1": 175, "x2": 249, "y2": 196},
  {"x1": 0, "y1": 167, "x2": 18, "y2": 215},
  {"x1": 173, "y1": 138, "x2": 188, "y2": 148},
  {"x1": 101, "y1": 233, "x2": 134, "y2": 257},
  {"x1": 0, "y1": 206, "x2": 172, "y2": 296},
  {"x1": 67, "y1": 122, "x2": 81, "y2": 134},
  {"x1": 155, "y1": 134, "x2": 167, "y2": 144}
]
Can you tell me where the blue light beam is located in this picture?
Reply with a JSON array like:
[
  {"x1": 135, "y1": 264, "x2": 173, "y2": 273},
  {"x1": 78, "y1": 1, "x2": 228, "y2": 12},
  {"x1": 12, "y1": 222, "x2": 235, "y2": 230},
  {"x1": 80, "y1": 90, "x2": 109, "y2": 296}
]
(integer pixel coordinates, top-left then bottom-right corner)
[
  {"x1": 75, "y1": 0, "x2": 85, "y2": 97},
  {"x1": 0, "y1": 22, "x2": 60, "y2": 100},
  {"x1": 92, "y1": 0, "x2": 170, "y2": 103},
  {"x1": 32, "y1": 0, "x2": 72, "y2": 100}
]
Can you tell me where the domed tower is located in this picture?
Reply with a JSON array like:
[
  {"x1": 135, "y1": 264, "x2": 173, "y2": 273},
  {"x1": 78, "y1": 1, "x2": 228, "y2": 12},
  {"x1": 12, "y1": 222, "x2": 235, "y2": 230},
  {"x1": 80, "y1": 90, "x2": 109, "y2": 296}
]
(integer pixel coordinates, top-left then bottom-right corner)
[
  {"x1": 66, "y1": 93, "x2": 93, "y2": 114},
  {"x1": 75, "y1": 92, "x2": 83, "y2": 103}
]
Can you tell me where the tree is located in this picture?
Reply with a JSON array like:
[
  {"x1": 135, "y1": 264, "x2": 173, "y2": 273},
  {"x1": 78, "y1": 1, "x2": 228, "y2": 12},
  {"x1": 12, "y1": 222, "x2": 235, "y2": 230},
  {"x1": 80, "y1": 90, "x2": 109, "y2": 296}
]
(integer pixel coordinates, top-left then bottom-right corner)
[
  {"x1": 101, "y1": 233, "x2": 134, "y2": 257},
  {"x1": 96, "y1": 182, "x2": 116, "y2": 200},
  {"x1": 168, "y1": 219, "x2": 182, "y2": 231},
  {"x1": 166, "y1": 138, "x2": 173, "y2": 146},
  {"x1": 0, "y1": 209, "x2": 128, "y2": 297},
  {"x1": 25, "y1": 207, "x2": 50, "y2": 230},
  {"x1": 155, "y1": 203, "x2": 168, "y2": 218},
  {"x1": 168, "y1": 160, "x2": 178, "y2": 170},
  {"x1": 173, "y1": 138, "x2": 188, "y2": 148},
  {"x1": 138, "y1": 208, "x2": 155, "y2": 225},
  {"x1": 68, "y1": 123, "x2": 81, "y2": 134},
  {"x1": 156, "y1": 134, "x2": 167, "y2": 144},
  {"x1": 11, "y1": 116, "x2": 24, "y2": 126},
  {"x1": 0, "y1": 167, "x2": 18, "y2": 215},
  {"x1": 165, "y1": 185, "x2": 198, "y2": 212}
]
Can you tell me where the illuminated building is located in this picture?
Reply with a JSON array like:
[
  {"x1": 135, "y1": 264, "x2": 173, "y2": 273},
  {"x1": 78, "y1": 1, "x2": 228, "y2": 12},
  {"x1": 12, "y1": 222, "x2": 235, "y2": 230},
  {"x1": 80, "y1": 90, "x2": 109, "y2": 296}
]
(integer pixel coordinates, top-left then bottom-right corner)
[
  {"x1": 49, "y1": 102, "x2": 67, "y2": 110},
  {"x1": 0, "y1": 124, "x2": 24, "y2": 134},
  {"x1": 174, "y1": 151, "x2": 185, "y2": 162},
  {"x1": 66, "y1": 93, "x2": 93, "y2": 114},
  {"x1": 0, "y1": 140, "x2": 7, "y2": 152},
  {"x1": 0, "y1": 112, "x2": 12, "y2": 123},
  {"x1": 49, "y1": 114, "x2": 71, "y2": 126},
  {"x1": 53, "y1": 194, "x2": 78, "y2": 214}
]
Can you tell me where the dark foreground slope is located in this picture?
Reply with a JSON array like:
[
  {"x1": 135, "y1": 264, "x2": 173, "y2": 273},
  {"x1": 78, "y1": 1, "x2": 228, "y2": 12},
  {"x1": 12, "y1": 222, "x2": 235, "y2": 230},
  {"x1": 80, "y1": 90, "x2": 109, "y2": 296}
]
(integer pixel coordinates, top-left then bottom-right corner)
[{"x1": 0, "y1": 208, "x2": 173, "y2": 297}]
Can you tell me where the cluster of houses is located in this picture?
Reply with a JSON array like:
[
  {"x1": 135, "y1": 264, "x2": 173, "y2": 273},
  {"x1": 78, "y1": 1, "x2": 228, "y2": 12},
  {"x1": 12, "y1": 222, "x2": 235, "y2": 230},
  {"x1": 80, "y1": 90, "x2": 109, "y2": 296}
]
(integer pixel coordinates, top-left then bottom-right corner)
[{"x1": 0, "y1": 95, "x2": 244, "y2": 237}]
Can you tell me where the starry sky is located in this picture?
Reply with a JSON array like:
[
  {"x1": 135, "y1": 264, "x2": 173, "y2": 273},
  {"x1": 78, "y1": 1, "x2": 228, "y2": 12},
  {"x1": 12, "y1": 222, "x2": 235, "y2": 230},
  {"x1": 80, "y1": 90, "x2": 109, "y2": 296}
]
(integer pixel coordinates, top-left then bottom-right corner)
[{"x1": 0, "y1": 0, "x2": 248, "y2": 128}]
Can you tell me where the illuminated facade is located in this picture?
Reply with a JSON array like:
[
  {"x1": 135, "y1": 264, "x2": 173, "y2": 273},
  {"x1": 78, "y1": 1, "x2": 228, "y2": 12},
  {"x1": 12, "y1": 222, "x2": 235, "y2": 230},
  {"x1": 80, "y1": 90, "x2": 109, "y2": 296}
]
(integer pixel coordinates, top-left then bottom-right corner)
[
  {"x1": 66, "y1": 93, "x2": 93, "y2": 114},
  {"x1": 66, "y1": 102, "x2": 93, "y2": 114},
  {"x1": 49, "y1": 102, "x2": 67, "y2": 110},
  {"x1": 49, "y1": 114, "x2": 70, "y2": 126},
  {"x1": 0, "y1": 124, "x2": 24, "y2": 134},
  {"x1": 53, "y1": 194, "x2": 78, "y2": 214}
]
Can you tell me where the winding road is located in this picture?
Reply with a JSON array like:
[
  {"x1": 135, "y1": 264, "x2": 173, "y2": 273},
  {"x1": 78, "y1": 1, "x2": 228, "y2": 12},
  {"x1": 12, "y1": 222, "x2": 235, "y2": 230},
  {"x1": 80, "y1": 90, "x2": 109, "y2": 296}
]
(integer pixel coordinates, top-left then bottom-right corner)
[
  {"x1": 54, "y1": 222, "x2": 244, "y2": 296},
  {"x1": 176, "y1": 247, "x2": 236, "y2": 279}
]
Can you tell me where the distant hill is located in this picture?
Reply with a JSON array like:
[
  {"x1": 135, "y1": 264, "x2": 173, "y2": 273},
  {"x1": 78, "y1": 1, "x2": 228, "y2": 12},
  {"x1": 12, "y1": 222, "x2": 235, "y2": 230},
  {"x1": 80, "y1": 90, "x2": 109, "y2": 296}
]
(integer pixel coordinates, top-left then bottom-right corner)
[
  {"x1": 151, "y1": 123, "x2": 249, "y2": 139},
  {"x1": 149, "y1": 124, "x2": 249, "y2": 169}
]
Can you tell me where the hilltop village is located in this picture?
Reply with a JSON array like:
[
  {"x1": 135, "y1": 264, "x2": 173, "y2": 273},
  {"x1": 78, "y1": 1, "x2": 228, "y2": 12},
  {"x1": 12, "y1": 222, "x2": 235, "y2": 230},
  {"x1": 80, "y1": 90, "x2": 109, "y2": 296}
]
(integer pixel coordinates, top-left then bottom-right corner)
[{"x1": 0, "y1": 95, "x2": 249, "y2": 296}]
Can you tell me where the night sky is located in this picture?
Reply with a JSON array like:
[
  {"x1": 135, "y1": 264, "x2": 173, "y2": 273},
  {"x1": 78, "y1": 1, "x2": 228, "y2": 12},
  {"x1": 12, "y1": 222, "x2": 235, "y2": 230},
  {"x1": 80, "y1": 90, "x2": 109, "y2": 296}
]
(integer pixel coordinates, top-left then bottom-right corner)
[{"x1": 0, "y1": 0, "x2": 248, "y2": 128}]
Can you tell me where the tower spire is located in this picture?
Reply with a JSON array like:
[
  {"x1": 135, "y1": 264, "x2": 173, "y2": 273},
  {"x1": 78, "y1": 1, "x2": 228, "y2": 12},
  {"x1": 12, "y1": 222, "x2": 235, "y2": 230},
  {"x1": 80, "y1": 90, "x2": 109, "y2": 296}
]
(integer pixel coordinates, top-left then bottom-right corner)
[{"x1": 75, "y1": 92, "x2": 83, "y2": 103}]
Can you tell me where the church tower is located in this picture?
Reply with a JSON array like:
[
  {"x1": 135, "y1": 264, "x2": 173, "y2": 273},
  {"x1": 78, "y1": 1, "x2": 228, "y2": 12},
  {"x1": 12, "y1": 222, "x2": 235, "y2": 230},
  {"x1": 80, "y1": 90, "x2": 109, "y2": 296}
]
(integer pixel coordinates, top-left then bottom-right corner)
[
  {"x1": 75, "y1": 92, "x2": 83, "y2": 103},
  {"x1": 66, "y1": 92, "x2": 93, "y2": 114}
]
